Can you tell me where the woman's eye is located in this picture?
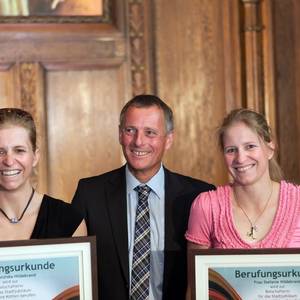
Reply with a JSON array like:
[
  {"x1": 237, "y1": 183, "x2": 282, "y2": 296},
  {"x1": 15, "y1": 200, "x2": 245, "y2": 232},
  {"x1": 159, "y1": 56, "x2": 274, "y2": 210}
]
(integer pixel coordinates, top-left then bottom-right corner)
[
  {"x1": 224, "y1": 148, "x2": 235, "y2": 154},
  {"x1": 246, "y1": 144, "x2": 257, "y2": 150},
  {"x1": 15, "y1": 148, "x2": 26, "y2": 153}
]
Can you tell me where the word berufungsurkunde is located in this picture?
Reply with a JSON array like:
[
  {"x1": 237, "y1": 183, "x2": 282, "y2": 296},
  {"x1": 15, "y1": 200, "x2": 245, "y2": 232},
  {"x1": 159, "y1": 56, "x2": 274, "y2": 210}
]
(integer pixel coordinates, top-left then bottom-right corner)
[
  {"x1": 0, "y1": 262, "x2": 55, "y2": 275},
  {"x1": 235, "y1": 269, "x2": 300, "y2": 280}
]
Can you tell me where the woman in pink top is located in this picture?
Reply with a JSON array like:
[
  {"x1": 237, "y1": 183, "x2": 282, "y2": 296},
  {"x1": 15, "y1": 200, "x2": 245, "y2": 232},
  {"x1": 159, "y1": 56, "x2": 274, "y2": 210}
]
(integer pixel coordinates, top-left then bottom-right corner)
[{"x1": 186, "y1": 108, "x2": 300, "y2": 249}]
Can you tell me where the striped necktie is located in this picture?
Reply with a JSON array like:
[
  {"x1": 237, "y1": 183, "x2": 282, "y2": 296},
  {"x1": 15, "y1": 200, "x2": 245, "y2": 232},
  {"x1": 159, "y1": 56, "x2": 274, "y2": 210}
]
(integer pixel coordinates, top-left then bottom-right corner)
[{"x1": 130, "y1": 184, "x2": 151, "y2": 300}]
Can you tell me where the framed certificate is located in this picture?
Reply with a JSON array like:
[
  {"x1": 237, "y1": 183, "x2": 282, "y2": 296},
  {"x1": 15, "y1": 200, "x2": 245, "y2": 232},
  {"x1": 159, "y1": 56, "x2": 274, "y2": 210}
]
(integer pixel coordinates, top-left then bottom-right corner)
[
  {"x1": 189, "y1": 248, "x2": 300, "y2": 300},
  {"x1": 0, "y1": 236, "x2": 97, "y2": 300}
]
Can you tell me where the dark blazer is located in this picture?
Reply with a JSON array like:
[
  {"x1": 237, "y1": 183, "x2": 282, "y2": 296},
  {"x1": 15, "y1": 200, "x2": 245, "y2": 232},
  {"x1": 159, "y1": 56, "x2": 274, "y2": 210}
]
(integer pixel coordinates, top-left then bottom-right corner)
[{"x1": 72, "y1": 166, "x2": 215, "y2": 300}]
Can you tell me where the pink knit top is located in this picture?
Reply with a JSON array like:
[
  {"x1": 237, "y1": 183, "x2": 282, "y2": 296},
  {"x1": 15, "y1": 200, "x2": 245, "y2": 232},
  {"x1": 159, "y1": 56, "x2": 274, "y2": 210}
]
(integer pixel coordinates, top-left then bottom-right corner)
[{"x1": 185, "y1": 181, "x2": 300, "y2": 248}]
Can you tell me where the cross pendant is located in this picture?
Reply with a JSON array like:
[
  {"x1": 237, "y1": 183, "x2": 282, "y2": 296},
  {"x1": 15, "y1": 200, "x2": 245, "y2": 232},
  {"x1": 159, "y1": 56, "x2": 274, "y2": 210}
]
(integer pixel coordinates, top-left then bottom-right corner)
[{"x1": 247, "y1": 225, "x2": 257, "y2": 240}]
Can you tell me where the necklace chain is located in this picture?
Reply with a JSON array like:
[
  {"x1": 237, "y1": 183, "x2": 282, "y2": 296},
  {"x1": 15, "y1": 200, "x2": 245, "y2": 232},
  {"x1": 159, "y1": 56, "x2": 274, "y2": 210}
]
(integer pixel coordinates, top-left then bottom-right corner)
[
  {"x1": 0, "y1": 188, "x2": 35, "y2": 224},
  {"x1": 233, "y1": 182, "x2": 273, "y2": 240}
]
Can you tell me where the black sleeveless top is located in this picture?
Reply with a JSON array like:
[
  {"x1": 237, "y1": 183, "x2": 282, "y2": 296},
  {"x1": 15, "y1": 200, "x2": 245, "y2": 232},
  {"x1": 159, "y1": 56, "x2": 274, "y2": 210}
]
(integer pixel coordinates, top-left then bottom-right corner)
[{"x1": 31, "y1": 195, "x2": 83, "y2": 239}]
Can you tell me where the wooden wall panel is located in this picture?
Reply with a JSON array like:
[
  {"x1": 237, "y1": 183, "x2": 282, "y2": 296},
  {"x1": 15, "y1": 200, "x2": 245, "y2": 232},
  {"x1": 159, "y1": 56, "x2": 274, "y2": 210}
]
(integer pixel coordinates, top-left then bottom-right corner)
[
  {"x1": 0, "y1": 68, "x2": 17, "y2": 106},
  {"x1": 0, "y1": 0, "x2": 131, "y2": 202},
  {"x1": 154, "y1": 0, "x2": 242, "y2": 185},
  {"x1": 0, "y1": 64, "x2": 48, "y2": 193},
  {"x1": 3, "y1": 0, "x2": 299, "y2": 197},
  {"x1": 241, "y1": 0, "x2": 264, "y2": 112},
  {"x1": 46, "y1": 67, "x2": 126, "y2": 202},
  {"x1": 261, "y1": 0, "x2": 277, "y2": 132},
  {"x1": 128, "y1": 0, "x2": 155, "y2": 95},
  {"x1": 272, "y1": 0, "x2": 300, "y2": 184}
]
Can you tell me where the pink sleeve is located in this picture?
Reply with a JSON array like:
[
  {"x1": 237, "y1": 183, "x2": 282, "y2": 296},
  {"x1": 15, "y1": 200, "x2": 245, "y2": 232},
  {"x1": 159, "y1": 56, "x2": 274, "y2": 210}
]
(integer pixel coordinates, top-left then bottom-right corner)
[
  {"x1": 185, "y1": 191, "x2": 212, "y2": 247},
  {"x1": 287, "y1": 218, "x2": 300, "y2": 248}
]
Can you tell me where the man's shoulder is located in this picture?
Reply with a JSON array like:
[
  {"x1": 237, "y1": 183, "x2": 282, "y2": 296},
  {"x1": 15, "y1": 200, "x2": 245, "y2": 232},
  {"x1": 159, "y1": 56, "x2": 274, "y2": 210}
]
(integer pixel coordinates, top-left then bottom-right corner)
[
  {"x1": 164, "y1": 168, "x2": 215, "y2": 191},
  {"x1": 77, "y1": 166, "x2": 125, "y2": 186}
]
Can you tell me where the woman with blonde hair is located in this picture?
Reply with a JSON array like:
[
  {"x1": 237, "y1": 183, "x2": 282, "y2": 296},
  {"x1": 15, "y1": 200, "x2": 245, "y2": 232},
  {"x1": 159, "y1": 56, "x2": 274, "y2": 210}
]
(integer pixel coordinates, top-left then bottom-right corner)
[{"x1": 186, "y1": 108, "x2": 300, "y2": 249}]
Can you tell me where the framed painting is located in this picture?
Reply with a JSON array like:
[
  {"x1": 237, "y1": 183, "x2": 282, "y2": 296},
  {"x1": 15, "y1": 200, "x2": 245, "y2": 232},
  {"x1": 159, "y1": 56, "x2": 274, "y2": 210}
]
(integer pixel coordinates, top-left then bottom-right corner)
[{"x1": 0, "y1": 0, "x2": 109, "y2": 23}]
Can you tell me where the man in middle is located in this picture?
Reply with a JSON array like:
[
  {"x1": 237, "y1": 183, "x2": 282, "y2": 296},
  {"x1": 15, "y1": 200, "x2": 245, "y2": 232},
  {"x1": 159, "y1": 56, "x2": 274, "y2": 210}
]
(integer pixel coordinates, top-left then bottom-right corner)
[{"x1": 72, "y1": 94, "x2": 215, "y2": 299}]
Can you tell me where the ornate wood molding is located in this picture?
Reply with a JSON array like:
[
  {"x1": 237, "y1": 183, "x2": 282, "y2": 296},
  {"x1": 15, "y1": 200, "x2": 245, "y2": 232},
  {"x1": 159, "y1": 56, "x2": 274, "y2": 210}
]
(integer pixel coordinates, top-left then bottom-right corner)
[
  {"x1": 240, "y1": 0, "x2": 264, "y2": 112},
  {"x1": 19, "y1": 63, "x2": 37, "y2": 112},
  {"x1": 241, "y1": 0, "x2": 277, "y2": 135},
  {"x1": 261, "y1": 0, "x2": 277, "y2": 135},
  {"x1": 241, "y1": 0, "x2": 259, "y2": 3},
  {"x1": 128, "y1": 0, "x2": 154, "y2": 95},
  {"x1": 15, "y1": 63, "x2": 49, "y2": 193},
  {"x1": 222, "y1": 1, "x2": 243, "y2": 112}
]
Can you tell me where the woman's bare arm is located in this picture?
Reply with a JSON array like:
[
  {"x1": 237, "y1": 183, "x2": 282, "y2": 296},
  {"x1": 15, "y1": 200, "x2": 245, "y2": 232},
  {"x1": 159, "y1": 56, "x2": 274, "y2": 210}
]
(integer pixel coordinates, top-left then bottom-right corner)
[{"x1": 72, "y1": 219, "x2": 87, "y2": 237}]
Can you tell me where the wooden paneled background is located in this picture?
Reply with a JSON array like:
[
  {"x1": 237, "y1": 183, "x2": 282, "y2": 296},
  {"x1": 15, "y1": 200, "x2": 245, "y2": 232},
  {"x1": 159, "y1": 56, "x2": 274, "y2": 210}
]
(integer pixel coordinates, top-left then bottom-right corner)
[{"x1": 0, "y1": 0, "x2": 299, "y2": 202}]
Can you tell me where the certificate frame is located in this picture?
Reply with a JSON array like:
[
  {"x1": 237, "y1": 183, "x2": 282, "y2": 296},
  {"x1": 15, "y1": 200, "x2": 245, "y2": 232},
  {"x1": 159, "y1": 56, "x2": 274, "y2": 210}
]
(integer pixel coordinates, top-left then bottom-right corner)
[
  {"x1": 189, "y1": 248, "x2": 300, "y2": 300},
  {"x1": 0, "y1": 236, "x2": 97, "y2": 300}
]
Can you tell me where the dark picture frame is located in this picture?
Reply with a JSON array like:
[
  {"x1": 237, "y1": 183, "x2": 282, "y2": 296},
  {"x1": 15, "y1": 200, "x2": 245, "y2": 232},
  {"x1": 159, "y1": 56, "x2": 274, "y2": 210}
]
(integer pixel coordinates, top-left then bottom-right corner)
[
  {"x1": 189, "y1": 248, "x2": 300, "y2": 300},
  {"x1": 0, "y1": 236, "x2": 98, "y2": 299}
]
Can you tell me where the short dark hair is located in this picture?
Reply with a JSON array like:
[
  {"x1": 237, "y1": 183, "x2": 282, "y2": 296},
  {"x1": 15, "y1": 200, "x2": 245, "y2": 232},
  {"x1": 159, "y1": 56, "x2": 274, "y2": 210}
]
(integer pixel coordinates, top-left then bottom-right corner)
[
  {"x1": 119, "y1": 94, "x2": 174, "y2": 133},
  {"x1": 0, "y1": 108, "x2": 37, "y2": 151}
]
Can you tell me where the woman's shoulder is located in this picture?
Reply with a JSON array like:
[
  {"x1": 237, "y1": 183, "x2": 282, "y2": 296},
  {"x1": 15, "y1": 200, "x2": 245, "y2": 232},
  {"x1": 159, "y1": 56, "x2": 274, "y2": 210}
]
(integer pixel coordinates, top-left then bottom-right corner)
[
  {"x1": 40, "y1": 194, "x2": 76, "y2": 215},
  {"x1": 192, "y1": 185, "x2": 231, "y2": 211},
  {"x1": 42, "y1": 194, "x2": 71, "y2": 205},
  {"x1": 33, "y1": 194, "x2": 83, "y2": 239},
  {"x1": 280, "y1": 180, "x2": 300, "y2": 196},
  {"x1": 195, "y1": 184, "x2": 231, "y2": 201},
  {"x1": 40, "y1": 194, "x2": 83, "y2": 223}
]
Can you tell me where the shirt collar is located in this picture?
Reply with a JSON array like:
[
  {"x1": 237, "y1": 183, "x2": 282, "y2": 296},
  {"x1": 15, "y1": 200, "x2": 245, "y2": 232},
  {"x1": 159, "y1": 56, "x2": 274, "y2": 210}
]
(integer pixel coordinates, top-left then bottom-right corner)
[{"x1": 125, "y1": 164, "x2": 164, "y2": 199}]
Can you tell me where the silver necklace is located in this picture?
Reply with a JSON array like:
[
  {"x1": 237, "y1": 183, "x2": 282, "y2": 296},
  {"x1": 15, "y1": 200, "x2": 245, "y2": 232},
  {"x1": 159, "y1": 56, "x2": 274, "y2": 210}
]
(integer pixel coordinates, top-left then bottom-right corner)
[
  {"x1": 233, "y1": 183, "x2": 273, "y2": 240},
  {"x1": 0, "y1": 188, "x2": 35, "y2": 224}
]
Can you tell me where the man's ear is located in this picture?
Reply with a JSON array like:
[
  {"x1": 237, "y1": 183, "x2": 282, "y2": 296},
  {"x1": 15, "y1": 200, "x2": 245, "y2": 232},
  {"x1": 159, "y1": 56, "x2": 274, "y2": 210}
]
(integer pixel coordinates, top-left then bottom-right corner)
[
  {"x1": 118, "y1": 125, "x2": 122, "y2": 145},
  {"x1": 165, "y1": 131, "x2": 174, "y2": 151}
]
